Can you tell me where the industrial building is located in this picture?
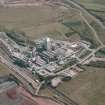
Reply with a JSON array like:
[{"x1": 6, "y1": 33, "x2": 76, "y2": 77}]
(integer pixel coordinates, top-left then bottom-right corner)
[{"x1": 0, "y1": 32, "x2": 91, "y2": 88}]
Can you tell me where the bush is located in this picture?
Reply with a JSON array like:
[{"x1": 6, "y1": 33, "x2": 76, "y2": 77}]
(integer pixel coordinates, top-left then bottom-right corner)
[{"x1": 5, "y1": 29, "x2": 27, "y2": 46}]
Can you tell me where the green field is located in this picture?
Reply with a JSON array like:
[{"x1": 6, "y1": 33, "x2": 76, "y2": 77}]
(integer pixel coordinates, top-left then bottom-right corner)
[
  {"x1": 75, "y1": 0, "x2": 105, "y2": 11},
  {"x1": 74, "y1": 0, "x2": 105, "y2": 44},
  {"x1": 77, "y1": 0, "x2": 105, "y2": 6},
  {"x1": 63, "y1": 18, "x2": 100, "y2": 48}
]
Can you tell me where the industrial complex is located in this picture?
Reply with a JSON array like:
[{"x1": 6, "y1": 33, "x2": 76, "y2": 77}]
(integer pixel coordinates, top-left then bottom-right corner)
[
  {"x1": 0, "y1": 32, "x2": 92, "y2": 94},
  {"x1": 0, "y1": 0, "x2": 105, "y2": 105}
]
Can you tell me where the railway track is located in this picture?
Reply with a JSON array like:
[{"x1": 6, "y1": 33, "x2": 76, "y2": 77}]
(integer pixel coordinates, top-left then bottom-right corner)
[
  {"x1": 48, "y1": 86, "x2": 79, "y2": 105},
  {"x1": 0, "y1": 46, "x2": 41, "y2": 95}
]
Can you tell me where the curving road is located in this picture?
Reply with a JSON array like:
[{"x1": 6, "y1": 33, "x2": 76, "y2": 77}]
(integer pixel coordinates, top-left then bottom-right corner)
[
  {"x1": 64, "y1": 0, "x2": 105, "y2": 45},
  {"x1": 64, "y1": 0, "x2": 105, "y2": 33}
]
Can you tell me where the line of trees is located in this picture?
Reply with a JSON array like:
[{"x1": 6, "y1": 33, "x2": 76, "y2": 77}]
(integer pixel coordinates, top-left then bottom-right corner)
[{"x1": 0, "y1": 25, "x2": 28, "y2": 46}]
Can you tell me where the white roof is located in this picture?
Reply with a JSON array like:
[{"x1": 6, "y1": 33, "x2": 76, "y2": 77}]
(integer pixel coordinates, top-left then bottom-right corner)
[
  {"x1": 71, "y1": 43, "x2": 78, "y2": 48},
  {"x1": 37, "y1": 69, "x2": 55, "y2": 77},
  {"x1": 65, "y1": 49, "x2": 74, "y2": 57},
  {"x1": 12, "y1": 52, "x2": 24, "y2": 59},
  {"x1": 51, "y1": 77, "x2": 62, "y2": 87}
]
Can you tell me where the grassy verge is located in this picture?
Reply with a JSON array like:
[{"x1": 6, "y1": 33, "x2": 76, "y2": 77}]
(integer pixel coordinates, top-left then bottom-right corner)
[
  {"x1": 0, "y1": 64, "x2": 10, "y2": 76},
  {"x1": 95, "y1": 47, "x2": 105, "y2": 58},
  {"x1": 39, "y1": 66, "x2": 105, "y2": 105}
]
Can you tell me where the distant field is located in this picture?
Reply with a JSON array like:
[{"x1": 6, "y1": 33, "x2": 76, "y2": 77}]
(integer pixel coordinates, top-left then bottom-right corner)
[
  {"x1": 0, "y1": 3, "x2": 102, "y2": 46},
  {"x1": 0, "y1": 4, "x2": 100, "y2": 45},
  {"x1": 0, "y1": 6, "x2": 58, "y2": 38},
  {"x1": 0, "y1": 6, "x2": 76, "y2": 40}
]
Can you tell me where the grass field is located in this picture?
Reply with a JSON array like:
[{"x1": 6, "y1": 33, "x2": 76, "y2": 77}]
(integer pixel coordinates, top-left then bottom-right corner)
[
  {"x1": 0, "y1": 4, "x2": 101, "y2": 45},
  {"x1": 0, "y1": 5, "x2": 76, "y2": 40},
  {"x1": 0, "y1": 64, "x2": 10, "y2": 76},
  {"x1": 77, "y1": 0, "x2": 105, "y2": 6},
  {"x1": 63, "y1": 17, "x2": 100, "y2": 48},
  {"x1": 80, "y1": 3, "x2": 105, "y2": 11},
  {"x1": 0, "y1": 3, "x2": 102, "y2": 46},
  {"x1": 57, "y1": 67, "x2": 105, "y2": 105},
  {"x1": 40, "y1": 67, "x2": 105, "y2": 105},
  {"x1": 75, "y1": 0, "x2": 105, "y2": 11},
  {"x1": 74, "y1": 0, "x2": 105, "y2": 44}
]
